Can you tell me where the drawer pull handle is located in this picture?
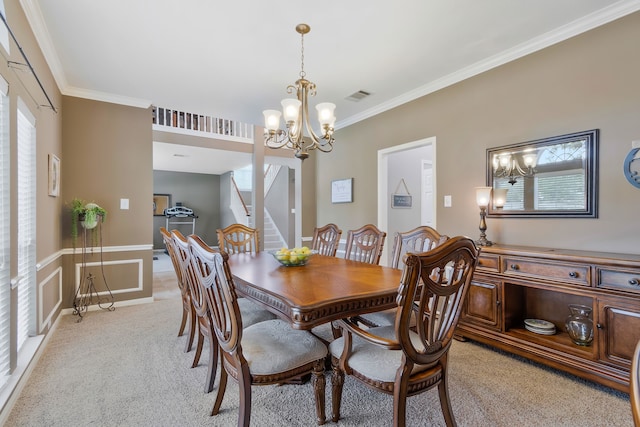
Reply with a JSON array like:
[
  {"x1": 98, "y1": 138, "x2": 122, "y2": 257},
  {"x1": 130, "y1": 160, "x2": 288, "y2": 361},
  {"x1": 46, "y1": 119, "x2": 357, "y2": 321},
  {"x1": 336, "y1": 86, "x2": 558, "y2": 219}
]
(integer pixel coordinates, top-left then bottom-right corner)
[
  {"x1": 629, "y1": 279, "x2": 639, "y2": 286},
  {"x1": 596, "y1": 323, "x2": 603, "y2": 329},
  {"x1": 510, "y1": 264, "x2": 519, "y2": 271},
  {"x1": 569, "y1": 272, "x2": 578, "y2": 278}
]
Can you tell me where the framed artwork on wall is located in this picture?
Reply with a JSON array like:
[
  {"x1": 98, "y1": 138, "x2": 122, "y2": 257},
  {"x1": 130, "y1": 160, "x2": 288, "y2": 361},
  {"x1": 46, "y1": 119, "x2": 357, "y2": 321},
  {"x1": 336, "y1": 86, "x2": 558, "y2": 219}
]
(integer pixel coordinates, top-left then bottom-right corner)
[
  {"x1": 331, "y1": 178, "x2": 353, "y2": 204},
  {"x1": 153, "y1": 194, "x2": 171, "y2": 216},
  {"x1": 48, "y1": 154, "x2": 60, "y2": 197}
]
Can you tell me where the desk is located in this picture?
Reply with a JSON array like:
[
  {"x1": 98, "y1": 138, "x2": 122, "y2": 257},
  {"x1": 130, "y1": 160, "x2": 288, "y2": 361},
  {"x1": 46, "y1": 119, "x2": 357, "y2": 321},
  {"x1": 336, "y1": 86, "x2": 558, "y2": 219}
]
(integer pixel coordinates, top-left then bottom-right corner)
[{"x1": 227, "y1": 252, "x2": 401, "y2": 330}]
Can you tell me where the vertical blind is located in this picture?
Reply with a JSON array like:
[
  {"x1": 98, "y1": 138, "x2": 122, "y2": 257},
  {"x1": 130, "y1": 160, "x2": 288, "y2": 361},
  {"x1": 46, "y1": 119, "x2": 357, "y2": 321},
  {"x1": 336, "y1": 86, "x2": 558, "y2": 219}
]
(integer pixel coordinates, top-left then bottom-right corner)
[
  {"x1": 17, "y1": 99, "x2": 36, "y2": 352},
  {"x1": 0, "y1": 75, "x2": 9, "y2": 388}
]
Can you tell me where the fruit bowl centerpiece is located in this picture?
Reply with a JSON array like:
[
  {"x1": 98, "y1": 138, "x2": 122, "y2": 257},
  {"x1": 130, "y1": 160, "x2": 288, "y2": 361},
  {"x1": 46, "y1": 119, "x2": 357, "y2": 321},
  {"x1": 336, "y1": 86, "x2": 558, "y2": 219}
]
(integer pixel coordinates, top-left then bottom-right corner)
[{"x1": 271, "y1": 246, "x2": 316, "y2": 267}]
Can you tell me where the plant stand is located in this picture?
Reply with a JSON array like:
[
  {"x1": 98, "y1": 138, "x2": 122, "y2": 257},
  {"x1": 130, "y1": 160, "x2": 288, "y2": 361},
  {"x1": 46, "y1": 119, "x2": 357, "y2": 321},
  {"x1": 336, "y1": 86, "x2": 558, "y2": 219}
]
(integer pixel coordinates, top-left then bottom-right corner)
[{"x1": 73, "y1": 222, "x2": 115, "y2": 321}]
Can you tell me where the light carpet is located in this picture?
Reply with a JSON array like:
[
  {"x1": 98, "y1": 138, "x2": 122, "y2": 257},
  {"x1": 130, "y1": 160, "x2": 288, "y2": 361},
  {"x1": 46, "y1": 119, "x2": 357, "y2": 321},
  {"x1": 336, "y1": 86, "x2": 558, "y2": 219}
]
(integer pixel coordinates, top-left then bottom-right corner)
[{"x1": 5, "y1": 272, "x2": 633, "y2": 426}]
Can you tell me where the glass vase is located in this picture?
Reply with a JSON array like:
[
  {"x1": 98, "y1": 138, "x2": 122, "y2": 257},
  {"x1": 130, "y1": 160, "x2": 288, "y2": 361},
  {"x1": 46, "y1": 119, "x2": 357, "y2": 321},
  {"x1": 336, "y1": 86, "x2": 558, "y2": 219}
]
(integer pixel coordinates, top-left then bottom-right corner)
[{"x1": 565, "y1": 304, "x2": 594, "y2": 346}]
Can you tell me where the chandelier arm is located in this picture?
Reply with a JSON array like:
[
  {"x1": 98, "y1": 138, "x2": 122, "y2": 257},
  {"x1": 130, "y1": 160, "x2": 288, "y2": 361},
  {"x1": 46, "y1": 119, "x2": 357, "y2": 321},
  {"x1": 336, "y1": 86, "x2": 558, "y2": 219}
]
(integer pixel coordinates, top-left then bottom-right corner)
[{"x1": 265, "y1": 130, "x2": 296, "y2": 149}]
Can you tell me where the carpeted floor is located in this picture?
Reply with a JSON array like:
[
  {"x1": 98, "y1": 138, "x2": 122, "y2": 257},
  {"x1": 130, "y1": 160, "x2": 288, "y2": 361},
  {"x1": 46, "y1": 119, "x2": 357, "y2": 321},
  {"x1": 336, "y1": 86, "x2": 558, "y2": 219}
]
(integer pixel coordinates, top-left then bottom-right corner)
[{"x1": 5, "y1": 270, "x2": 633, "y2": 426}]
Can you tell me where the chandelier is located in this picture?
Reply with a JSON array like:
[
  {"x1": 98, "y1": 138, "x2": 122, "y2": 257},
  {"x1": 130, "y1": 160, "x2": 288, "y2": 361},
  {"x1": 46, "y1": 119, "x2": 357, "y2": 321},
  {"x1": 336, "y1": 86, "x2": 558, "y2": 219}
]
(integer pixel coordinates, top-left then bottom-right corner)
[
  {"x1": 263, "y1": 24, "x2": 336, "y2": 160},
  {"x1": 492, "y1": 151, "x2": 537, "y2": 185}
]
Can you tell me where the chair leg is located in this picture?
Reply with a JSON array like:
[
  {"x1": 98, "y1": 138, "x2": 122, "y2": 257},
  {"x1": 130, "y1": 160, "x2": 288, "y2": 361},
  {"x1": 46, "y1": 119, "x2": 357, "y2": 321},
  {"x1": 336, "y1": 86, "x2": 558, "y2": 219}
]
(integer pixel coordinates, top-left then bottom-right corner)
[
  {"x1": 312, "y1": 359, "x2": 326, "y2": 425},
  {"x1": 192, "y1": 331, "x2": 204, "y2": 368},
  {"x1": 237, "y1": 366, "x2": 252, "y2": 427},
  {"x1": 437, "y1": 377, "x2": 456, "y2": 427},
  {"x1": 392, "y1": 374, "x2": 410, "y2": 427},
  {"x1": 205, "y1": 336, "x2": 218, "y2": 393},
  {"x1": 184, "y1": 308, "x2": 197, "y2": 353},
  {"x1": 330, "y1": 357, "x2": 345, "y2": 423},
  {"x1": 211, "y1": 368, "x2": 228, "y2": 416},
  {"x1": 178, "y1": 307, "x2": 188, "y2": 337}
]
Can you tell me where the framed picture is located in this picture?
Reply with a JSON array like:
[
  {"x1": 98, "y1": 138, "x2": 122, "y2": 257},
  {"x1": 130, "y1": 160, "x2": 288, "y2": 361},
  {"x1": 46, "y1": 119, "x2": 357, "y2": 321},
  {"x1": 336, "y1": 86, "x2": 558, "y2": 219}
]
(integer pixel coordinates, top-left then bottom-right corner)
[
  {"x1": 331, "y1": 178, "x2": 353, "y2": 204},
  {"x1": 153, "y1": 194, "x2": 171, "y2": 216},
  {"x1": 48, "y1": 154, "x2": 60, "y2": 197}
]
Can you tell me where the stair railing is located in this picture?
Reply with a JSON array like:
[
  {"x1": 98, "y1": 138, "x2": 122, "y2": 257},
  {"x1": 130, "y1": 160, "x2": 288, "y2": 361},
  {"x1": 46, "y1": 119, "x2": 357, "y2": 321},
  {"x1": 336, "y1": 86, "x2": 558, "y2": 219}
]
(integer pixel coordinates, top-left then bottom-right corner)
[{"x1": 230, "y1": 175, "x2": 250, "y2": 225}]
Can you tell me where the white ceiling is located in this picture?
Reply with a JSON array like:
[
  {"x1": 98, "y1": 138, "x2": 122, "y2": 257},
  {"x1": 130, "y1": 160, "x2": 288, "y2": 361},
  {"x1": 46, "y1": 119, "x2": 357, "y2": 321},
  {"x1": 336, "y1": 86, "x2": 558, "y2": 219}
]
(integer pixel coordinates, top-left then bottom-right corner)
[{"x1": 20, "y1": 0, "x2": 640, "y2": 174}]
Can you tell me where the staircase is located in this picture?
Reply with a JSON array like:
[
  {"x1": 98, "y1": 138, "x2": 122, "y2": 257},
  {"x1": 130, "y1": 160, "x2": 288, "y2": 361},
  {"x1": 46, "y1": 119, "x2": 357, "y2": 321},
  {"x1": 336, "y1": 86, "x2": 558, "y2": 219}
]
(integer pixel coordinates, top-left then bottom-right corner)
[
  {"x1": 230, "y1": 164, "x2": 288, "y2": 251},
  {"x1": 246, "y1": 206, "x2": 287, "y2": 251}
]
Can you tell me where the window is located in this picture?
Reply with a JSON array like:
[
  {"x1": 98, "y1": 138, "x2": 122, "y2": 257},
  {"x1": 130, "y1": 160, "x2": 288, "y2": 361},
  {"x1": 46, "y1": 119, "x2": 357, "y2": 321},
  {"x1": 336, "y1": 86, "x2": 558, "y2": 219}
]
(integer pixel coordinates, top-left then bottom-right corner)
[
  {"x1": 16, "y1": 99, "x2": 36, "y2": 352},
  {"x1": 0, "y1": 75, "x2": 8, "y2": 388}
]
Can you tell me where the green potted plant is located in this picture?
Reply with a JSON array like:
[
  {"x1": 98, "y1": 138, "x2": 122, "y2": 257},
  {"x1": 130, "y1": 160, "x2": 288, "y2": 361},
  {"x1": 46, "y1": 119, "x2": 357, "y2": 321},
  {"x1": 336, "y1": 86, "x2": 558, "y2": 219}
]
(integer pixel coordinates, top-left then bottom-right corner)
[{"x1": 70, "y1": 198, "x2": 107, "y2": 247}]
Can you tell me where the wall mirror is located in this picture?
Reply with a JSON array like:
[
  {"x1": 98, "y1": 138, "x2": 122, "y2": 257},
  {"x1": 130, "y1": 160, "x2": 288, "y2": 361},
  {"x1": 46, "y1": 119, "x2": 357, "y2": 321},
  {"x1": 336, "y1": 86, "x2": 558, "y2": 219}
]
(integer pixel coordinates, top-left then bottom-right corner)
[{"x1": 487, "y1": 129, "x2": 598, "y2": 217}]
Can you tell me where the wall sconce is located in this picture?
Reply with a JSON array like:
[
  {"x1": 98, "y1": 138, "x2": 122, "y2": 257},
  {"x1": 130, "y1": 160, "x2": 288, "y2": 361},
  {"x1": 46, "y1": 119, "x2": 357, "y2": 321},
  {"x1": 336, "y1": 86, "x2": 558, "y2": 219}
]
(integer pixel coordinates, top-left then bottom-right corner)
[
  {"x1": 492, "y1": 188, "x2": 508, "y2": 209},
  {"x1": 475, "y1": 186, "x2": 493, "y2": 246}
]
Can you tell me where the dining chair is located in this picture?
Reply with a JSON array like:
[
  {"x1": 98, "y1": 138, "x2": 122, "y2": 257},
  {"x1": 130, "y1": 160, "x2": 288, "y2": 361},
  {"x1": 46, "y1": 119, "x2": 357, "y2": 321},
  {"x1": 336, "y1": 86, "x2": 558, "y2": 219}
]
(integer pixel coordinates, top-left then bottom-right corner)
[
  {"x1": 632, "y1": 339, "x2": 640, "y2": 427},
  {"x1": 330, "y1": 236, "x2": 480, "y2": 426},
  {"x1": 343, "y1": 224, "x2": 386, "y2": 265},
  {"x1": 172, "y1": 231, "x2": 276, "y2": 393},
  {"x1": 311, "y1": 223, "x2": 342, "y2": 257},
  {"x1": 188, "y1": 235, "x2": 329, "y2": 426},
  {"x1": 217, "y1": 223, "x2": 260, "y2": 254},
  {"x1": 358, "y1": 226, "x2": 450, "y2": 328},
  {"x1": 160, "y1": 227, "x2": 196, "y2": 353}
]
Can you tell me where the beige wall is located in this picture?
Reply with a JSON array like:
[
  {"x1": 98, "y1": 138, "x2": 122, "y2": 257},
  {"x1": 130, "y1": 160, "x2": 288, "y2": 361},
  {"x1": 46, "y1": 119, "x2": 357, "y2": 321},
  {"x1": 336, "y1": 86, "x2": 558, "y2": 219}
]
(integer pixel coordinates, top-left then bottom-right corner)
[
  {"x1": 61, "y1": 97, "x2": 154, "y2": 304},
  {"x1": 317, "y1": 12, "x2": 640, "y2": 255}
]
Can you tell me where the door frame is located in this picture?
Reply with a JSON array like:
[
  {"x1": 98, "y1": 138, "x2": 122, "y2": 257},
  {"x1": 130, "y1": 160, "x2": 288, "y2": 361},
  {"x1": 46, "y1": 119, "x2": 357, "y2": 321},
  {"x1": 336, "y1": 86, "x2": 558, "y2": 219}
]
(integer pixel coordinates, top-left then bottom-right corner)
[{"x1": 377, "y1": 136, "x2": 436, "y2": 266}]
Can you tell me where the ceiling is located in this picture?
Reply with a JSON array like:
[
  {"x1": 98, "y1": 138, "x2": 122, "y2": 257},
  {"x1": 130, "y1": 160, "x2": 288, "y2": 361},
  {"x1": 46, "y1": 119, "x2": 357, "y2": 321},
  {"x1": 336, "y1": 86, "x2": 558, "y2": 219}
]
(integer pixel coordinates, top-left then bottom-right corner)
[{"x1": 20, "y1": 0, "x2": 640, "y2": 174}]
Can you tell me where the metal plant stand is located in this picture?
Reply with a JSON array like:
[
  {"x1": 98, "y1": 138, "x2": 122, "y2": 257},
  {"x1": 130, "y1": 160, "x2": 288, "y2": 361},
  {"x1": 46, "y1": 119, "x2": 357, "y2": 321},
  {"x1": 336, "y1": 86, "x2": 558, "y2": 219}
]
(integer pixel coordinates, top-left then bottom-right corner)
[{"x1": 73, "y1": 222, "x2": 115, "y2": 321}]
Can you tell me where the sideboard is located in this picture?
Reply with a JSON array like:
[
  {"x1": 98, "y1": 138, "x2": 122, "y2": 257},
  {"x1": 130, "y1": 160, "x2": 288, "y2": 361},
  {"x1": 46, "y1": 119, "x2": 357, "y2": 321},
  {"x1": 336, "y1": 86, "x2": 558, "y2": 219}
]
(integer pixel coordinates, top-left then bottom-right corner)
[{"x1": 456, "y1": 244, "x2": 640, "y2": 392}]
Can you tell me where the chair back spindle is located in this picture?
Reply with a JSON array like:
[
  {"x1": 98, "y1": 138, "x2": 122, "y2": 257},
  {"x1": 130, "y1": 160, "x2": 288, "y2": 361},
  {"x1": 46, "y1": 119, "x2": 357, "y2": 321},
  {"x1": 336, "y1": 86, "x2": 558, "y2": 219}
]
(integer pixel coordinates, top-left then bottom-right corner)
[
  {"x1": 344, "y1": 224, "x2": 386, "y2": 265},
  {"x1": 216, "y1": 223, "x2": 259, "y2": 254},
  {"x1": 311, "y1": 223, "x2": 342, "y2": 257}
]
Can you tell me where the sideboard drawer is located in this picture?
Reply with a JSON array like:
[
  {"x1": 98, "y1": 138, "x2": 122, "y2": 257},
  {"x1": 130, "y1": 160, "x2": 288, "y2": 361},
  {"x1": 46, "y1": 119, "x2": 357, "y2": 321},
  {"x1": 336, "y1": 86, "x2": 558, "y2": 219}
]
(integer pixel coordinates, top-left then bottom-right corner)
[
  {"x1": 477, "y1": 253, "x2": 499, "y2": 272},
  {"x1": 502, "y1": 256, "x2": 590, "y2": 286},
  {"x1": 597, "y1": 268, "x2": 640, "y2": 294}
]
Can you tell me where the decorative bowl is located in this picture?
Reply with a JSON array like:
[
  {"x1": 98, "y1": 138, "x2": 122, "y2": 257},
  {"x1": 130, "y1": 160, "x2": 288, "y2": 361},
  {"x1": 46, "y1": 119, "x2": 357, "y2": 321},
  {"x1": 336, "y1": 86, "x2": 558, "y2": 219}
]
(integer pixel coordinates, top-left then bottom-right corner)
[{"x1": 270, "y1": 248, "x2": 316, "y2": 267}]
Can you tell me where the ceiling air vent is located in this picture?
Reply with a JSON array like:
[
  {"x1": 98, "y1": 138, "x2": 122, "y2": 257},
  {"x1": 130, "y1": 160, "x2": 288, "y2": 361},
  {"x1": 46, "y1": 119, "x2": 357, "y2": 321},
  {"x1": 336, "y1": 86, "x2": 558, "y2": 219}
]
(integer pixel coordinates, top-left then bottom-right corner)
[{"x1": 345, "y1": 90, "x2": 371, "y2": 102}]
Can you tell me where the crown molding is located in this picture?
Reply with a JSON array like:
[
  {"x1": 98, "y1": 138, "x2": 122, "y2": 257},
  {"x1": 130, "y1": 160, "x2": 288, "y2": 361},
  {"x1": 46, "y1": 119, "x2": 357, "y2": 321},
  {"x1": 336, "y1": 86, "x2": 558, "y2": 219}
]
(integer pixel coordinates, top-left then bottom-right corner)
[
  {"x1": 336, "y1": 0, "x2": 640, "y2": 129},
  {"x1": 19, "y1": 0, "x2": 67, "y2": 91},
  {"x1": 63, "y1": 86, "x2": 151, "y2": 109}
]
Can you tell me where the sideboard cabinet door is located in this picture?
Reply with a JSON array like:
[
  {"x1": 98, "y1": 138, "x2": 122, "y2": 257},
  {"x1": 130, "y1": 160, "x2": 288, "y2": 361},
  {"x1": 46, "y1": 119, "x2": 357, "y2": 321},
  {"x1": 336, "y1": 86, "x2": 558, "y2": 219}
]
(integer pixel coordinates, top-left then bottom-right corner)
[
  {"x1": 597, "y1": 297, "x2": 640, "y2": 370},
  {"x1": 461, "y1": 275, "x2": 502, "y2": 331}
]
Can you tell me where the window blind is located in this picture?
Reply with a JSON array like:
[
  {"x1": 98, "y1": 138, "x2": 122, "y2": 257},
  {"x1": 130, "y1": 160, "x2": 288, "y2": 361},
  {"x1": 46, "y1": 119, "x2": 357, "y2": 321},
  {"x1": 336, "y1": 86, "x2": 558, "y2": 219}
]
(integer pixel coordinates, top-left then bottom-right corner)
[
  {"x1": 0, "y1": 75, "x2": 9, "y2": 388},
  {"x1": 16, "y1": 99, "x2": 36, "y2": 352}
]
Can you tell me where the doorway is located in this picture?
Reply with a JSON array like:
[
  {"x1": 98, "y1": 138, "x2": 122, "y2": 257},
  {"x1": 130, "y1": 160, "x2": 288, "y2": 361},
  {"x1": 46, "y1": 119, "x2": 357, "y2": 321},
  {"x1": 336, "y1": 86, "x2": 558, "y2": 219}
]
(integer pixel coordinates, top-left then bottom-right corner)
[{"x1": 377, "y1": 137, "x2": 436, "y2": 266}]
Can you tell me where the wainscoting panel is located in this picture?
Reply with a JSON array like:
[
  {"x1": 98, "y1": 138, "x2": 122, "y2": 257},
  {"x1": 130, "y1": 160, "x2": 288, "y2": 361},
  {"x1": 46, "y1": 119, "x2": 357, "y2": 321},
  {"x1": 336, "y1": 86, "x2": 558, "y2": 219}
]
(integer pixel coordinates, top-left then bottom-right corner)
[
  {"x1": 39, "y1": 267, "x2": 62, "y2": 332},
  {"x1": 74, "y1": 259, "x2": 144, "y2": 296}
]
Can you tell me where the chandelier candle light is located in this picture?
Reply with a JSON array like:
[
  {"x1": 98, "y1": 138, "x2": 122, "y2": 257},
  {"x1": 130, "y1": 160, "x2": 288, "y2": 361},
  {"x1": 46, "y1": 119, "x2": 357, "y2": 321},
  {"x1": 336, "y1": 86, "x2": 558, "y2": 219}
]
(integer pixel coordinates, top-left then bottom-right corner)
[
  {"x1": 492, "y1": 151, "x2": 537, "y2": 185},
  {"x1": 263, "y1": 24, "x2": 336, "y2": 160}
]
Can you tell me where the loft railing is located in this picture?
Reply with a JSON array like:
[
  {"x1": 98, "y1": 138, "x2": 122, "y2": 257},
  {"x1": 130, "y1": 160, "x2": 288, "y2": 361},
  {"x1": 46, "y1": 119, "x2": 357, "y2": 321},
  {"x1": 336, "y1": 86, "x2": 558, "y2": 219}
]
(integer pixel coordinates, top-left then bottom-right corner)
[{"x1": 152, "y1": 105, "x2": 254, "y2": 143}]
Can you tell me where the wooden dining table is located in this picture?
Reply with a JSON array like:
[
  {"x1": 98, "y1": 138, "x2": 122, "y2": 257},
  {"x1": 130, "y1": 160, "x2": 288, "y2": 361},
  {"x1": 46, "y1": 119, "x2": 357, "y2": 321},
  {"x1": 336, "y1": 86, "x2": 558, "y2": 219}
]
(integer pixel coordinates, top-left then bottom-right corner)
[{"x1": 227, "y1": 252, "x2": 402, "y2": 330}]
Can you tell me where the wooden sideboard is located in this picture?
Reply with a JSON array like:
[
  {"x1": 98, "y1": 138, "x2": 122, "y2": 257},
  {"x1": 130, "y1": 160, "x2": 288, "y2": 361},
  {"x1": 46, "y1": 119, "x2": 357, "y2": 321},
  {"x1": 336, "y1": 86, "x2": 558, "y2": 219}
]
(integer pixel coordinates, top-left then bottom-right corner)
[{"x1": 456, "y1": 244, "x2": 640, "y2": 392}]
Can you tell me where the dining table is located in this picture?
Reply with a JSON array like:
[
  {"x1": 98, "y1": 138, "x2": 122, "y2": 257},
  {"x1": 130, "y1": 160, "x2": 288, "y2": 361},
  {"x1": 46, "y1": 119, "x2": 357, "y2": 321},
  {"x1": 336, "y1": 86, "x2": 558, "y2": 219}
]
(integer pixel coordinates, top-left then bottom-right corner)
[{"x1": 227, "y1": 252, "x2": 402, "y2": 330}]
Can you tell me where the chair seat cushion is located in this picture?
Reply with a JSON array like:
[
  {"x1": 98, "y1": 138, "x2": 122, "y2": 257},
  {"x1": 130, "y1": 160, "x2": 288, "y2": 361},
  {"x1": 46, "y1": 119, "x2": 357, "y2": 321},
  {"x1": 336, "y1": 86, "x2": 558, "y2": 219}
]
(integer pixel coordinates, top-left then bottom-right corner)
[
  {"x1": 329, "y1": 326, "x2": 429, "y2": 382},
  {"x1": 358, "y1": 309, "x2": 396, "y2": 327},
  {"x1": 238, "y1": 298, "x2": 277, "y2": 327},
  {"x1": 242, "y1": 319, "x2": 328, "y2": 375},
  {"x1": 359, "y1": 308, "x2": 418, "y2": 328}
]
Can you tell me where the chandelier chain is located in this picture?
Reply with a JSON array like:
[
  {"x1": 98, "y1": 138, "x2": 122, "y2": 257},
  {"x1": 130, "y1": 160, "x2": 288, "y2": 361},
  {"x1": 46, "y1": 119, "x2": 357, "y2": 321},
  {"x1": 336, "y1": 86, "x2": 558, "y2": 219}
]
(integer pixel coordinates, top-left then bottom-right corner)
[{"x1": 299, "y1": 32, "x2": 306, "y2": 78}]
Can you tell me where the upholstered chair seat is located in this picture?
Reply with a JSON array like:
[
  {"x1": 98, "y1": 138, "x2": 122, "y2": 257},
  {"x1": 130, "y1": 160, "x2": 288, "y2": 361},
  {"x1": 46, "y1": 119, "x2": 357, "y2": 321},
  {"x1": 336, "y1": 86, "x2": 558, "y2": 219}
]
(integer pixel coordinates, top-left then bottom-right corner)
[{"x1": 239, "y1": 319, "x2": 327, "y2": 375}]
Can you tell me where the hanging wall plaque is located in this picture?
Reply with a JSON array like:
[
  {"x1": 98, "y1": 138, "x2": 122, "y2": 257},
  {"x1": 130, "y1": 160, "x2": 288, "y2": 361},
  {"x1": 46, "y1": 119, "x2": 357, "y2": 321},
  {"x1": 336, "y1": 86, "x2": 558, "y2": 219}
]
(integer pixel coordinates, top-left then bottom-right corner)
[{"x1": 391, "y1": 178, "x2": 412, "y2": 208}]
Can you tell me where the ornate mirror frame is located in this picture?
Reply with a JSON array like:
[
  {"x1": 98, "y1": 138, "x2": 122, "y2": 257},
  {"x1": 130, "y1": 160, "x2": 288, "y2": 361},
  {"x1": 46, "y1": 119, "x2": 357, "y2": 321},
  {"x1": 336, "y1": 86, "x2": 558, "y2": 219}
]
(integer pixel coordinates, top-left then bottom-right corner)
[{"x1": 487, "y1": 129, "x2": 599, "y2": 218}]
